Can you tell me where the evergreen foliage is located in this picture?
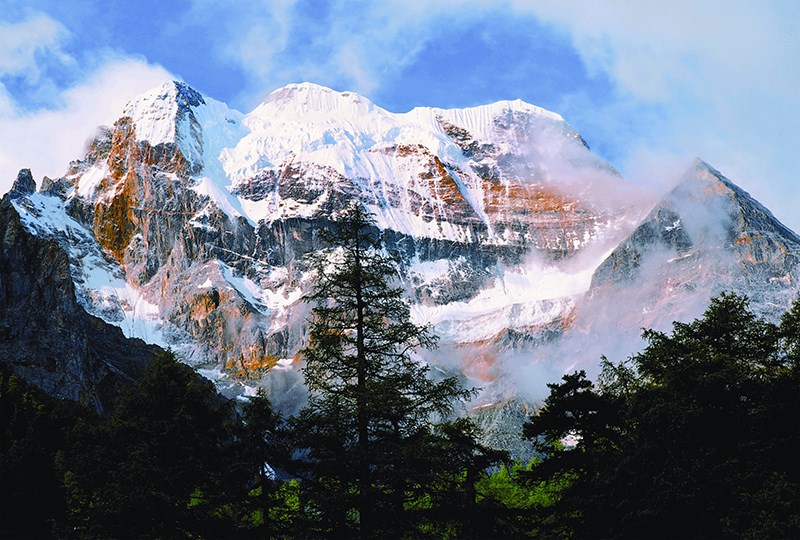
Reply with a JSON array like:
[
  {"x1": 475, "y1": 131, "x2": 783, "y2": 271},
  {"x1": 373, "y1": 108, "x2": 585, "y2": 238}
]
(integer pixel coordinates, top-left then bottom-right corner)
[
  {"x1": 0, "y1": 352, "x2": 292, "y2": 538},
  {"x1": 524, "y1": 293, "x2": 800, "y2": 539},
  {"x1": 59, "y1": 351, "x2": 246, "y2": 537},
  {"x1": 294, "y1": 203, "x2": 478, "y2": 537},
  {"x1": 2, "y1": 288, "x2": 797, "y2": 538},
  {"x1": 0, "y1": 365, "x2": 79, "y2": 537},
  {"x1": 237, "y1": 388, "x2": 295, "y2": 536}
]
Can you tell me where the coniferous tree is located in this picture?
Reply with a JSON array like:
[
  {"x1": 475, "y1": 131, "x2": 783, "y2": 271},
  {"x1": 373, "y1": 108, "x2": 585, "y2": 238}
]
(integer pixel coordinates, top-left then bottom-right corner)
[
  {"x1": 295, "y1": 203, "x2": 471, "y2": 538},
  {"x1": 523, "y1": 293, "x2": 800, "y2": 539},
  {"x1": 237, "y1": 388, "x2": 295, "y2": 535},
  {"x1": 87, "y1": 351, "x2": 241, "y2": 537},
  {"x1": 0, "y1": 353, "x2": 294, "y2": 538},
  {"x1": 423, "y1": 417, "x2": 511, "y2": 538},
  {"x1": 0, "y1": 365, "x2": 79, "y2": 538}
]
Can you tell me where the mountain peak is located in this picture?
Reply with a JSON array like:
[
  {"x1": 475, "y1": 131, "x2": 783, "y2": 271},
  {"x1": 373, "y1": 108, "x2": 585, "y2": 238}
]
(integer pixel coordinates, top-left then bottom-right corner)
[
  {"x1": 690, "y1": 156, "x2": 714, "y2": 170},
  {"x1": 123, "y1": 80, "x2": 205, "y2": 116},
  {"x1": 169, "y1": 80, "x2": 206, "y2": 111},
  {"x1": 255, "y1": 82, "x2": 376, "y2": 117},
  {"x1": 270, "y1": 81, "x2": 347, "y2": 96},
  {"x1": 8, "y1": 168, "x2": 36, "y2": 198},
  {"x1": 662, "y1": 158, "x2": 800, "y2": 246},
  {"x1": 477, "y1": 98, "x2": 565, "y2": 123},
  {"x1": 672, "y1": 157, "x2": 740, "y2": 202},
  {"x1": 117, "y1": 80, "x2": 211, "y2": 170}
]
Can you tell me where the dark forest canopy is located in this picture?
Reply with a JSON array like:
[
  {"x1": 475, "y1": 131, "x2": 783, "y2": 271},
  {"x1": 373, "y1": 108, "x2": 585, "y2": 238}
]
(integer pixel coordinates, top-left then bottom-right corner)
[
  {"x1": 523, "y1": 292, "x2": 800, "y2": 539},
  {"x1": 1, "y1": 204, "x2": 798, "y2": 540}
]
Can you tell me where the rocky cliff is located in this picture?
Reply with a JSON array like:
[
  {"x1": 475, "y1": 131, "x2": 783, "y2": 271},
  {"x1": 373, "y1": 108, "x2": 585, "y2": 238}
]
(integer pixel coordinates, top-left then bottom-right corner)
[{"x1": 0, "y1": 172, "x2": 159, "y2": 413}]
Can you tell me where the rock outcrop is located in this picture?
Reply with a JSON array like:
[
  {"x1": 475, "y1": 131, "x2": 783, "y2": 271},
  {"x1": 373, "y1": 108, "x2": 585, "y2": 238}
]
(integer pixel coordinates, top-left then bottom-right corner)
[
  {"x1": 8, "y1": 169, "x2": 36, "y2": 198},
  {"x1": 0, "y1": 193, "x2": 159, "y2": 413}
]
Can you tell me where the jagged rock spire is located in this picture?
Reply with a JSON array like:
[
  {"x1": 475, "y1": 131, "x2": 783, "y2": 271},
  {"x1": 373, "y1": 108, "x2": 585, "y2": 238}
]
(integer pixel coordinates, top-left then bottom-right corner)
[{"x1": 8, "y1": 169, "x2": 36, "y2": 198}]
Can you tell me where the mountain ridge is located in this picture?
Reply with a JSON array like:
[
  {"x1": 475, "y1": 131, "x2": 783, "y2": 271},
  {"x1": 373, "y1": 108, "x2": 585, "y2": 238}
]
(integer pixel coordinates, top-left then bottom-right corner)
[
  {"x1": 1, "y1": 179, "x2": 159, "y2": 413},
  {"x1": 3, "y1": 81, "x2": 798, "y2": 428}
]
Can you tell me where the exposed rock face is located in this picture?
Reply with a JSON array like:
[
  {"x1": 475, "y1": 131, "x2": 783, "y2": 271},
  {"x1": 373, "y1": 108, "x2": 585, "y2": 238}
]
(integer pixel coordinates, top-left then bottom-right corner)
[
  {"x1": 0, "y1": 196, "x2": 159, "y2": 414},
  {"x1": 8, "y1": 169, "x2": 36, "y2": 198},
  {"x1": 590, "y1": 160, "x2": 800, "y2": 321}
]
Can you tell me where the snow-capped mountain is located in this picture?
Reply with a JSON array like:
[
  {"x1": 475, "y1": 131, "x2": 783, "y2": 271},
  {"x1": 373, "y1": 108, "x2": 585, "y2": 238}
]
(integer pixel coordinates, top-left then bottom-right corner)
[
  {"x1": 4, "y1": 81, "x2": 798, "y2": 420},
  {"x1": 502, "y1": 159, "x2": 800, "y2": 396}
]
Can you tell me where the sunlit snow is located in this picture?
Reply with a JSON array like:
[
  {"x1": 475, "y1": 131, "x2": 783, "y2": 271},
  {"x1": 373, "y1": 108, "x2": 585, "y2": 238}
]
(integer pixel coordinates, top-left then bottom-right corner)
[
  {"x1": 12, "y1": 193, "x2": 169, "y2": 347},
  {"x1": 10, "y1": 80, "x2": 660, "y2": 400}
]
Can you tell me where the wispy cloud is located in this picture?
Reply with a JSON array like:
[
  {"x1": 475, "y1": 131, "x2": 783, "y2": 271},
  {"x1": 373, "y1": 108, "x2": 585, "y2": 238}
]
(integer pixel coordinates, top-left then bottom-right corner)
[
  {"x1": 0, "y1": 12, "x2": 71, "y2": 82},
  {"x1": 512, "y1": 0, "x2": 800, "y2": 229},
  {"x1": 0, "y1": 12, "x2": 172, "y2": 187},
  {"x1": 0, "y1": 12, "x2": 75, "y2": 110},
  {"x1": 183, "y1": 0, "x2": 491, "y2": 104}
]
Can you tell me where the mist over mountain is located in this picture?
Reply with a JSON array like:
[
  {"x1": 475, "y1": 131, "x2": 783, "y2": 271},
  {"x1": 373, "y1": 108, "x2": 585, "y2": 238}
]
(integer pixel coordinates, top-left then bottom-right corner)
[{"x1": 2, "y1": 81, "x2": 798, "y2": 439}]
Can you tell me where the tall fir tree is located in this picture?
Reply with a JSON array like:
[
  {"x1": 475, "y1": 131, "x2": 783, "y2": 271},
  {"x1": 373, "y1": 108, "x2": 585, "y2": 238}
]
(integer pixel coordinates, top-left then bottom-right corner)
[{"x1": 295, "y1": 203, "x2": 471, "y2": 538}]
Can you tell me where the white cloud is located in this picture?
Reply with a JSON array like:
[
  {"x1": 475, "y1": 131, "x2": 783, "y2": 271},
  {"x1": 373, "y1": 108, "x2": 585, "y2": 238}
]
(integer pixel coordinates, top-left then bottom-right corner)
[
  {"x1": 0, "y1": 12, "x2": 174, "y2": 193},
  {"x1": 506, "y1": 0, "x2": 800, "y2": 231},
  {"x1": 220, "y1": 0, "x2": 296, "y2": 84},
  {"x1": 184, "y1": 0, "x2": 489, "y2": 104},
  {"x1": 0, "y1": 12, "x2": 72, "y2": 84},
  {"x1": 0, "y1": 85, "x2": 14, "y2": 117},
  {"x1": 0, "y1": 57, "x2": 172, "y2": 192},
  {"x1": 184, "y1": 0, "x2": 301, "y2": 103}
]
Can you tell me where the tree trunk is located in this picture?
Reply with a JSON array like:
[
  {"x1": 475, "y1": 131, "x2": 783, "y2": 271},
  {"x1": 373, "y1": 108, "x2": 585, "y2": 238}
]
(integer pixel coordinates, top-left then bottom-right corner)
[{"x1": 354, "y1": 233, "x2": 371, "y2": 539}]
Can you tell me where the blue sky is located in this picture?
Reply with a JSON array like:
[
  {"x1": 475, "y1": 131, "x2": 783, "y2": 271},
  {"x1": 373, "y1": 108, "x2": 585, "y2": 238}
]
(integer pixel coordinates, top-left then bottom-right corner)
[{"x1": 1, "y1": 0, "x2": 798, "y2": 231}]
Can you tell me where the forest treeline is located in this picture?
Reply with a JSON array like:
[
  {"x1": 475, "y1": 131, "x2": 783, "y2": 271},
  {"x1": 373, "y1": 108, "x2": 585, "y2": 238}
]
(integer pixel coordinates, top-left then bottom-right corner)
[{"x1": 2, "y1": 206, "x2": 799, "y2": 539}]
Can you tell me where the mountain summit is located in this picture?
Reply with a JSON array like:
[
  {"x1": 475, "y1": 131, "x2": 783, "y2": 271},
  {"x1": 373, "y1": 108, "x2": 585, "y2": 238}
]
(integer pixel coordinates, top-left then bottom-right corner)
[{"x1": 3, "y1": 81, "x2": 798, "y2": 430}]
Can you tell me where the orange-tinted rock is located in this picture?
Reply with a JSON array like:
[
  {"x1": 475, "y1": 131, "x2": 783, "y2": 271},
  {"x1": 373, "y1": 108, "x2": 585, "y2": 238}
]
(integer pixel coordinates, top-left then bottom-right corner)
[{"x1": 93, "y1": 169, "x2": 139, "y2": 262}]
